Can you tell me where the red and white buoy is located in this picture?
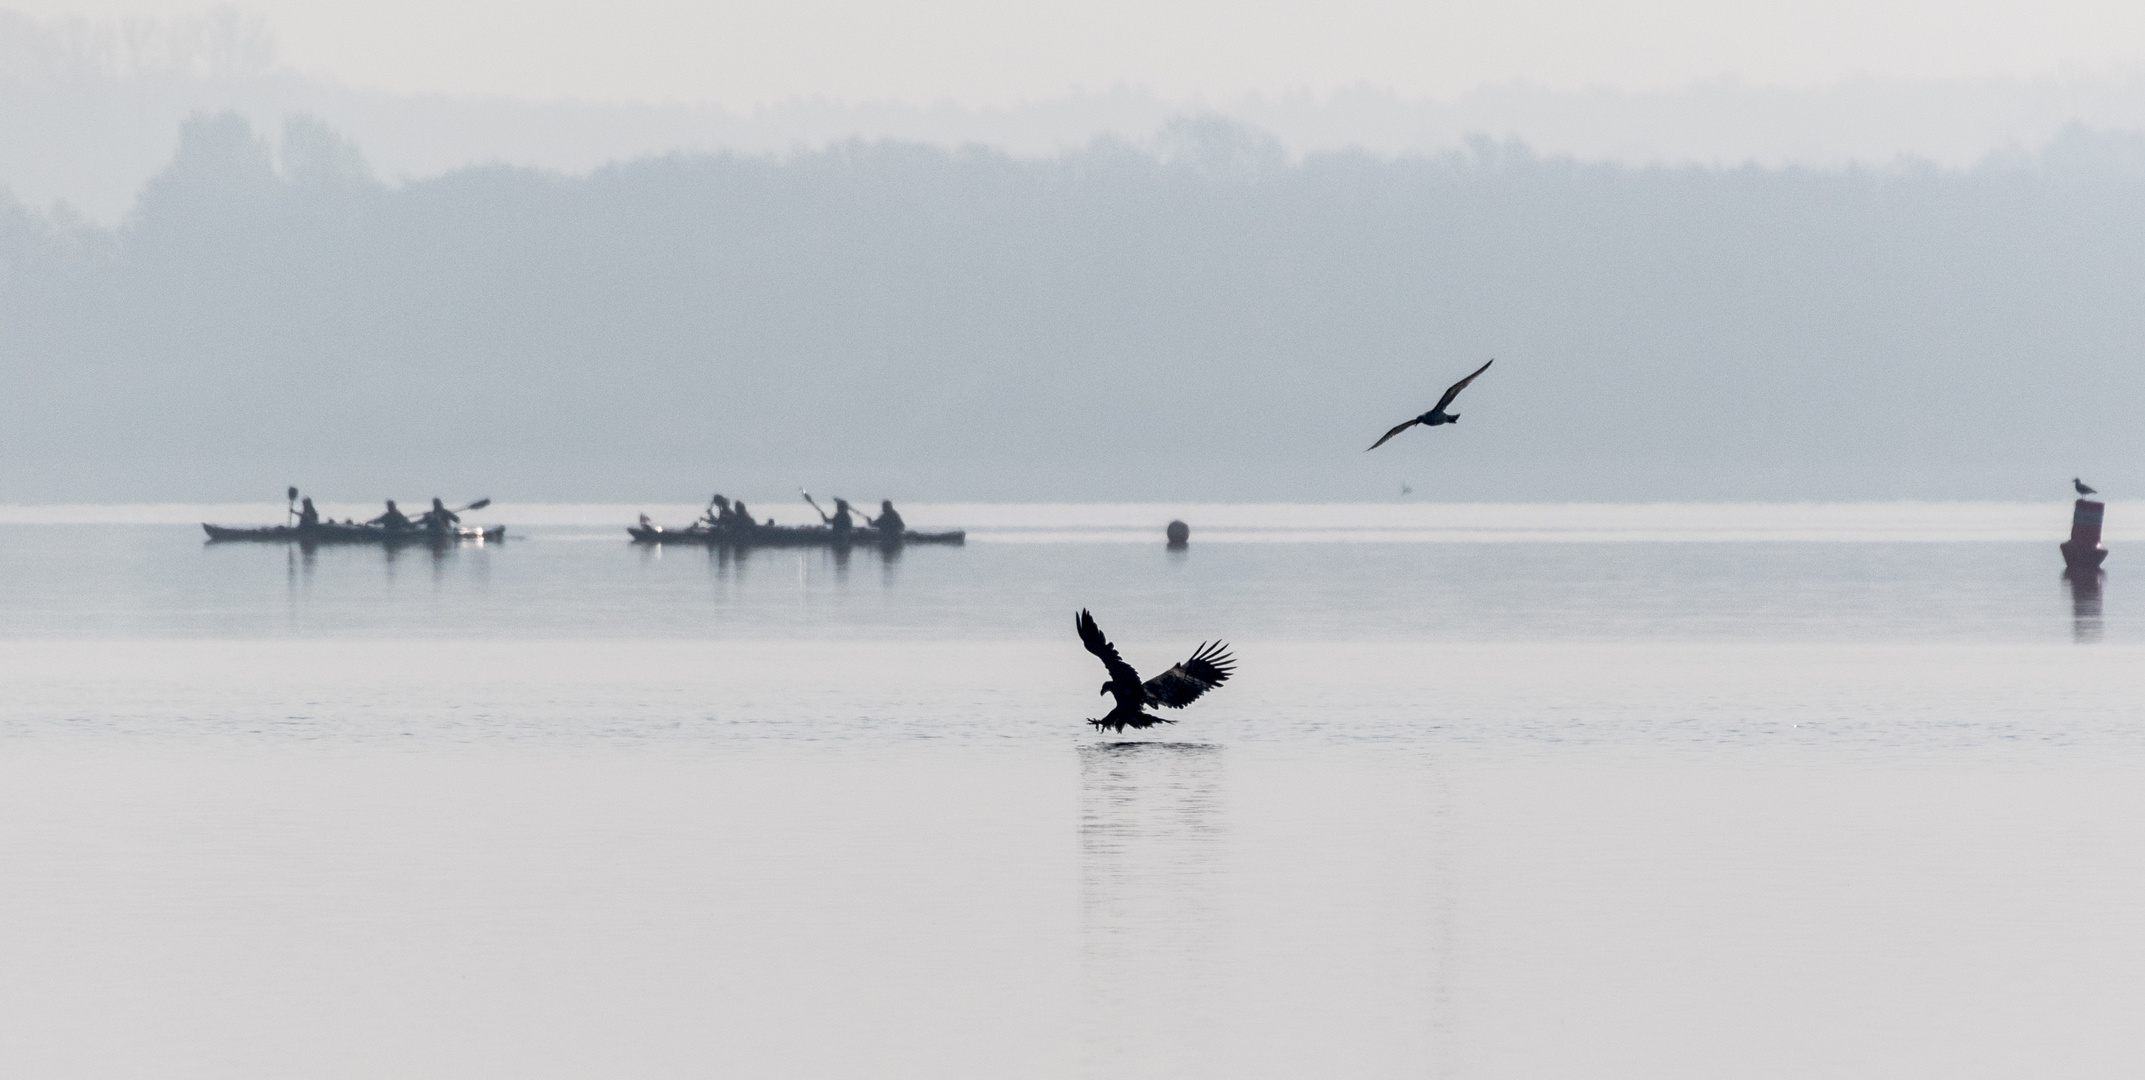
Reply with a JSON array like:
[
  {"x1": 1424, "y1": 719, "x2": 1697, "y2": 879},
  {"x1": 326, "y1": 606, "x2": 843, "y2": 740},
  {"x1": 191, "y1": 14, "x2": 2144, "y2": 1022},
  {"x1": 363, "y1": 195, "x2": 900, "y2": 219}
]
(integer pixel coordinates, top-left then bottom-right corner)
[{"x1": 2061, "y1": 498, "x2": 2108, "y2": 576}]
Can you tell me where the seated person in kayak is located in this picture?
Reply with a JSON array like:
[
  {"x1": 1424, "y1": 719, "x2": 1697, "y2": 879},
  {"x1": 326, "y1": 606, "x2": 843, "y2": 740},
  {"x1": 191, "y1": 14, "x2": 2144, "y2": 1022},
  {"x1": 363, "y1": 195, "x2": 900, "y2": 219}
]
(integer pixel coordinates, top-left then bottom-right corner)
[
  {"x1": 825, "y1": 498, "x2": 858, "y2": 535},
  {"x1": 297, "y1": 497, "x2": 320, "y2": 529},
  {"x1": 866, "y1": 499, "x2": 905, "y2": 538},
  {"x1": 699, "y1": 495, "x2": 731, "y2": 531},
  {"x1": 731, "y1": 501, "x2": 756, "y2": 530},
  {"x1": 368, "y1": 500, "x2": 413, "y2": 530},
  {"x1": 418, "y1": 498, "x2": 461, "y2": 532}
]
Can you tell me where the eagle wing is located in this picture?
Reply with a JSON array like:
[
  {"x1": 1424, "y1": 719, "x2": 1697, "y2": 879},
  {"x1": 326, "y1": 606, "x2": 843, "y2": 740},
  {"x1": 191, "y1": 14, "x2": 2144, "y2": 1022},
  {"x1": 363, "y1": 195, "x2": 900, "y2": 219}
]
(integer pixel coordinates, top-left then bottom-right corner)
[
  {"x1": 1077, "y1": 609, "x2": 1145, "y2": 706},
  {"x1": 1366, "y1": 418, "x2": 1419, "y2": 452},
  {"x1": 1141, "y1": 641, "x2": 1235, "y2": 708},
  {"x1": 1432, "y1": 358, "x2": 1494, "y2": 414}
]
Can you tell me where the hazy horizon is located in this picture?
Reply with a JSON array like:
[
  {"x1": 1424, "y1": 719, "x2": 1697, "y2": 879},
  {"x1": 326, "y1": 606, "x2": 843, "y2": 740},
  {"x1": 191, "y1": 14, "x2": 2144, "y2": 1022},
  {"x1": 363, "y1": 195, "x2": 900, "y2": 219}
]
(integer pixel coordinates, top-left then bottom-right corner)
[
  {"x1": 7, "y1": 6, "x2": 2144, "y2": 504},
  {"x1": 4, "y1": 110, "x2": 2141, "y2": 505}
]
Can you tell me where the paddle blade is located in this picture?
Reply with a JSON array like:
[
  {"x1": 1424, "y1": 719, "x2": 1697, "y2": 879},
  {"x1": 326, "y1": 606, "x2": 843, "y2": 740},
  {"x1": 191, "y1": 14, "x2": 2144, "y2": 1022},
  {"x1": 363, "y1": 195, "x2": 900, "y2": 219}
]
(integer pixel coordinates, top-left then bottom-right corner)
[
  {"x1": 287, "y1": 486, "x2": 298, "y2": 501},
  {"x1": 464, "y1": 498, "x2": 491, "y2": 512}
]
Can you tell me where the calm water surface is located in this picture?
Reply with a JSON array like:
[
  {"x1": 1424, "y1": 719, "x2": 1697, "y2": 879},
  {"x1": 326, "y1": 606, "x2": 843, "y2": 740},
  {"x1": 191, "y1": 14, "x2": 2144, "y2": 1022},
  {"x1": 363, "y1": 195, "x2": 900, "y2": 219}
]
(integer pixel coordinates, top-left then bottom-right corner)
[{"x1": 2, "y1": 504, "x2": 2140, "y2": 1078}]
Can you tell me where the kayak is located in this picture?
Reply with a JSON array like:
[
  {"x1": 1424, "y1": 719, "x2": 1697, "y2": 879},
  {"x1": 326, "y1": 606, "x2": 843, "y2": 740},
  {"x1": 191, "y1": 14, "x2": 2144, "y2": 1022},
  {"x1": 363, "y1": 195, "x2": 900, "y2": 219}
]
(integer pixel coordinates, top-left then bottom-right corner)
[
  {"x1": 203, "y1": 522, "x2": 506, "y2": 544},
  {"x1": 628, "y1": 524, "x2": 963, "y2": 547}
]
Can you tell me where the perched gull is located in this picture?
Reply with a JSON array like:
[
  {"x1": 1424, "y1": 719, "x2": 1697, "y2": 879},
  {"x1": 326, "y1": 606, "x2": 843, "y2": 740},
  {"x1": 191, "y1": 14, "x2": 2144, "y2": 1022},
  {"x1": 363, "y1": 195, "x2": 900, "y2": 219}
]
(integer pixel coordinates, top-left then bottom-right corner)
[
  {"x1": 2075, "y1": 477, "x2": 2098, "y2": 497},
  {"x1": 1076, "y1": 609, "x2": 1235, "y2": 733},
  {"x1": 1366, "y1": 359, "x2": 1494, "y2": 451}
]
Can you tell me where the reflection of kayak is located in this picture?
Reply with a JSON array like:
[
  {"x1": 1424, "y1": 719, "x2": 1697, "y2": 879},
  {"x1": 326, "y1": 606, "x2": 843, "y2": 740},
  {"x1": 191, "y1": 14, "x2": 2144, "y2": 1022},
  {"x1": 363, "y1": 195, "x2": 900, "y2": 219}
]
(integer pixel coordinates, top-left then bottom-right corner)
[
  {"x1": 628, "y1": 524, "x2": 963, "y2": 547},
  {"x1": 202, "y1": 523, "x2": 506, "y2": 544}
]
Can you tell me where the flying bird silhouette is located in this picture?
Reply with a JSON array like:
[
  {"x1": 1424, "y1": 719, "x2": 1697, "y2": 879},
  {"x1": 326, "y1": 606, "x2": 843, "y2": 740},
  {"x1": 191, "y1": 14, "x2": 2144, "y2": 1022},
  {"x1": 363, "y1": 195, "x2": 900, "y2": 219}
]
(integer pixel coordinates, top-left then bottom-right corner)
[
  {"x1": 1077, "y1": 609, "x2": 1235, "y2": 733},
  {"x1": 2075, "y1": 477, "x2": 2098, "y2": 496},
  {"x1": 1366, "y1": 359, "x2": 1494, "y2": 451}
]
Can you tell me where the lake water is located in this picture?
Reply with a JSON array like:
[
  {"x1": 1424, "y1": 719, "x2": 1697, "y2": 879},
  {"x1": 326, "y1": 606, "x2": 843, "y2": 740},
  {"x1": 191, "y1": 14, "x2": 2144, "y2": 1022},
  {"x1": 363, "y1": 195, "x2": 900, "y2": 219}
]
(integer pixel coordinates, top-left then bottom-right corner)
[{"x1": 3, "y1": 502, "x2": 2141, "y2": 1078}]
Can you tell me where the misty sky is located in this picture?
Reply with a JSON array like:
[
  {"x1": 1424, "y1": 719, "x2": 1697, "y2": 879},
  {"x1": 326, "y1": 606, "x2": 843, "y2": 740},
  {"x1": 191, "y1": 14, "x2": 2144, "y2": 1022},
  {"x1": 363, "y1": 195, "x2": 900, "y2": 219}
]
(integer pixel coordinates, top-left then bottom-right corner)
[{"x1": 13, "y1": 0, "x2": 2145, "y2": 103}]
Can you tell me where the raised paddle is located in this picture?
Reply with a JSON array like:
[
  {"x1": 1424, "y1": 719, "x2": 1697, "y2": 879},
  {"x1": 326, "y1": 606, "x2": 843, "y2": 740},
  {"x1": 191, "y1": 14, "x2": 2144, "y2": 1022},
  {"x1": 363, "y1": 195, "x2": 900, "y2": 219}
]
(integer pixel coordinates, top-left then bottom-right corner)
[
  {"x1": 801, "y1": 488, "x2": 832, "y2": 523},
  {"x1": 410, "y1": 498, "x2": 490, "y2": 534},
  {"x1": 419, "y1": 499, "x2": 489, "y2": 527},
  {"x1": 286, "y1": 485, "x2": 298, "y2": 526}
]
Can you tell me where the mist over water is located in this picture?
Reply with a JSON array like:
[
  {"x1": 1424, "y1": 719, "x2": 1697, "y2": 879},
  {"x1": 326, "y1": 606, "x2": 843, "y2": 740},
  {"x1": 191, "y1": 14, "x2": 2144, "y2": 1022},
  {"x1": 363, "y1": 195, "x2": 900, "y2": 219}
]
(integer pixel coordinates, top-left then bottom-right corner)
[
  {"x1": 0, "y1": 503, "x2": 2132, "y2": 643},
  {"x1": 1, "y1": 499, "x2": 2140, "y2": 1076}
]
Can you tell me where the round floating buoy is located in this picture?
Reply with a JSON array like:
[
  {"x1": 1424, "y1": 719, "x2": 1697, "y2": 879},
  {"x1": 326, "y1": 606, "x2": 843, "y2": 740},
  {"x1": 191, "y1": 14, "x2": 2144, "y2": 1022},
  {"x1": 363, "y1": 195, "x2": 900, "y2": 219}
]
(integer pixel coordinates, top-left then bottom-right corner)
[
  {"x1": 1166, "y1": 520, "x2": 1189, "y2": 548},
  {"x1": 2062, "y1": 498, "x2": 2109, "y2": 577}
]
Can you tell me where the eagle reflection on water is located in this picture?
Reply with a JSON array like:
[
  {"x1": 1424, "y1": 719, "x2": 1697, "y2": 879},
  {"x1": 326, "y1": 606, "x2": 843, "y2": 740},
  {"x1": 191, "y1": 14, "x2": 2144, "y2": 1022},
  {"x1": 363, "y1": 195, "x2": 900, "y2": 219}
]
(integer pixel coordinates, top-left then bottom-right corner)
[{"x1": 1078, "y1": 740, "x2": 1227, "y2": 1064}]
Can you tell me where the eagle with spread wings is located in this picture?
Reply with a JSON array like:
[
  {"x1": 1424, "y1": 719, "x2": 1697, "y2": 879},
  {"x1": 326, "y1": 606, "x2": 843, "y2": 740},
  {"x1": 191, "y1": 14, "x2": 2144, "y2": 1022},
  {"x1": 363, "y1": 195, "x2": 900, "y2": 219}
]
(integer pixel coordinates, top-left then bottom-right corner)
[{"x1": 1077, "y1": 609, "x2": 1236, "y2": 732}]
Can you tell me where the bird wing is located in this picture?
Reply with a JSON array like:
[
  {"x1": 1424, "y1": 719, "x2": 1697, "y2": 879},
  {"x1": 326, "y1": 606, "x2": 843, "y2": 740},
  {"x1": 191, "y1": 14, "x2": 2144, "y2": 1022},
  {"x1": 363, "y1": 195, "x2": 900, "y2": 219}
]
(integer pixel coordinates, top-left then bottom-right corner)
[
  {"x1": 1141, "y1": 641, "x2": 1235, "y2": 708},
  {"x1": 1366, "y1": 418, "x2": 1420, "y2": 451},
  {"x1": 1077, "y1": 610, "x2": 1144, "y2": 705},
  {"x1": 1432, "y1": 358, "x2": 1494, "y2": 414}
]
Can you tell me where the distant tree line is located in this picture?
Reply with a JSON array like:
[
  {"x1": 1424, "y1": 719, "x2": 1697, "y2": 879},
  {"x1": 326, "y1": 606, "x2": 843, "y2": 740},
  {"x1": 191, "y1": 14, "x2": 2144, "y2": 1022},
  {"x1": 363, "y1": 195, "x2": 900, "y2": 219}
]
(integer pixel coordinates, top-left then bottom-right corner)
[{"x1": 4, "y1": 111, "x2": 2143, "y2": 501}]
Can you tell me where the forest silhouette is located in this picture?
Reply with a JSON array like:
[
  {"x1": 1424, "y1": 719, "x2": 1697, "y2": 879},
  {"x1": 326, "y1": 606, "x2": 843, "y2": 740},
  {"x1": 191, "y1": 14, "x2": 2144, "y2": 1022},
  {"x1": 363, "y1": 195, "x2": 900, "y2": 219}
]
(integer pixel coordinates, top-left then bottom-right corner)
[{"x1": 4, "y1": 111, "x2": 2140, "y2": 501}]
